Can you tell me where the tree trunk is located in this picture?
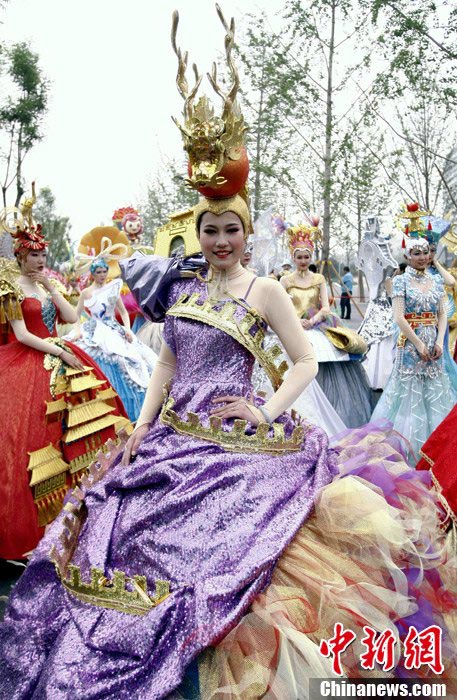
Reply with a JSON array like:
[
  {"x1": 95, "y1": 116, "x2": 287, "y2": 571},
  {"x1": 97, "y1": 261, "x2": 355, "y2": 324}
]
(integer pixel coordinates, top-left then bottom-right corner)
[
  {"x1": 15, "y1": 127, "x2": 24, "y2": 208},
  {"x1": 322, "y1": 0, "x2": 336, "y2": 261},
  {"x1": 355, "y1": 159, "x2": 365, "y2": 302}
]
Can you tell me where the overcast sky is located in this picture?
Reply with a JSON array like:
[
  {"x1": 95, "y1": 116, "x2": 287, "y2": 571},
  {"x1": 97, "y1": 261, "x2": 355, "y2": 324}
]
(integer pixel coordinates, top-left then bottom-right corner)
[{"x1": 1, "y1": 0, "x2": 284, "y2": 242}]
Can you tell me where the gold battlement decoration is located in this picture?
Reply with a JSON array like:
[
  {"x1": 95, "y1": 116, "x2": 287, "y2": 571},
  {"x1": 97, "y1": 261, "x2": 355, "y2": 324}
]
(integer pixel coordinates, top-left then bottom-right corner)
[
  {"x1": 58, "y1": 565, "x2": 170, "y2": 617},
  {"x1": 50, "y1": 432, "x2": 171, "y2": 617},
  {"x1": 167, "y1": 293, "x2": 288, "y2": 390},
  {"x1": 160, "y1": 394, "x2": 305, "y2": 455}
]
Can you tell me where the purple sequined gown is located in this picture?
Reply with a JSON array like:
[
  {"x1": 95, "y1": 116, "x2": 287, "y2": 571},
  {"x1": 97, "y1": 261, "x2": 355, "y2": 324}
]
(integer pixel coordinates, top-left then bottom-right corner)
[{"x1": 0, "y1": 277, "x2": 338, "y2": 698}]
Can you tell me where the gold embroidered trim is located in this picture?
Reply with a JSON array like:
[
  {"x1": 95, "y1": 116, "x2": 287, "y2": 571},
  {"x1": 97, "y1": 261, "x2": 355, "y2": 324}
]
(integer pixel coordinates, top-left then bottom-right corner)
[
  {"x1": 59, "y1": 566, "x2": 170, "y2": 617},
  {"x1": 160, "y1": 393, "x2": 305, "y2": 454},
  {"x1": 50, "y1": 431, "x2": 172, "y2": 616},
  {"x1": 418, "y1": 448, "x2": 434, "y2": 468},
  {"x1": 166, "y1": 293, "x2": 288, "y2": 390},
  {"x1": 429, "y1": 469, "x2": 457, "y2": 531},
  {"x1": 43, "y1": 338, "x2": 68, "y2": 397}
]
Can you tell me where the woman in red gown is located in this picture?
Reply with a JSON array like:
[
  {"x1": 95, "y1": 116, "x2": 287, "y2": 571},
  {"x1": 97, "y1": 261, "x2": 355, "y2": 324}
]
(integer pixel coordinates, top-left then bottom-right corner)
[{"x1": 0, "y1": 222, "x2": 127, "y2": 560}]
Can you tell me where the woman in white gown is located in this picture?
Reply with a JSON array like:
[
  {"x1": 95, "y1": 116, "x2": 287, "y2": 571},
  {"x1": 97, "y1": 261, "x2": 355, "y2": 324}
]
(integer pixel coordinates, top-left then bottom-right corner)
[{"x1": 65, "y1": 259, "x2": 157, "y2": 421}]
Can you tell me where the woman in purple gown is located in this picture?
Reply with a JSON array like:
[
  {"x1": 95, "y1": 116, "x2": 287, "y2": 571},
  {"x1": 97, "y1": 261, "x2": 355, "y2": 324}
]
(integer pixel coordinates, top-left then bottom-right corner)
[
  {"x1": 1, "y1": 10, "x2": 456, "y2": 698},
  {"x1": 0, "y1": 192, "x2": 456, "y2": 699}
]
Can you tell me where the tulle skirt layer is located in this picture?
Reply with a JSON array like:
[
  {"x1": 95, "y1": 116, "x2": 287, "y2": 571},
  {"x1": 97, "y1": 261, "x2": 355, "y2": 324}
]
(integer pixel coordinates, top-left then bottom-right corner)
[
  {"x1": 176, "y1": 424, "x2": 457, "y2": 699},
  {"x1": 315, "y1": 362, "x2": 374, "y2": 428},
  {"x1": 372, "y1": 372, "x2": 457, "y2": 462}
]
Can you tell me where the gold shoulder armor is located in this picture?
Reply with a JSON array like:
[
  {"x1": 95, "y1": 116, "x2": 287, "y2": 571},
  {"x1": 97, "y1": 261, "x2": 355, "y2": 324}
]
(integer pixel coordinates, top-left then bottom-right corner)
[{"x1": 0, "y1": 257, "x2": 24, "y2": 324}]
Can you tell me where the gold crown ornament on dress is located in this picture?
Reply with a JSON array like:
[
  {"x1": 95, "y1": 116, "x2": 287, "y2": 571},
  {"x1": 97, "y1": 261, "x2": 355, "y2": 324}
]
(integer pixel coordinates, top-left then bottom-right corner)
[{"x1": 171, "y1": 5, "x2": 252, "y2": 240}]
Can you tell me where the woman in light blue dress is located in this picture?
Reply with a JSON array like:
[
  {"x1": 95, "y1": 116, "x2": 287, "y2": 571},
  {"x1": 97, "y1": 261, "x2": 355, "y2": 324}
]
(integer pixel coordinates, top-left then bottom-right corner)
[
  {"x1": 66, "y1": 259, "x2": 157, "y2": 421},
  {"x1": 372, "y1": 236, "x2": 457, "y2": 460}
]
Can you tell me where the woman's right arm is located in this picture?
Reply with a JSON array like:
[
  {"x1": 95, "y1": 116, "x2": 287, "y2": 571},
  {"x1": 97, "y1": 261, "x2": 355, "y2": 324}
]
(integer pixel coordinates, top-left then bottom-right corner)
[
  {"x1": 9, "y1": 319, "x2": 85, "y2": 368},
  {"x1": 121, "y1": 341, "x2": 177, "y2": 465},
  {"x1": 391, "y1": 282, "x2": 430, "y2": 361}
]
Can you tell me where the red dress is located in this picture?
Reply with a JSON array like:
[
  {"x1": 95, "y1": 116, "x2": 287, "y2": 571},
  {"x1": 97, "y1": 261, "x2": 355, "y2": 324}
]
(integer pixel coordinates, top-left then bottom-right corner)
[
  {"x1": 0, "y1": 297, "x2": 127, "y2": 559},
  {"x1": 417, "y1": 404, "x2": 457, "y2": 521}
]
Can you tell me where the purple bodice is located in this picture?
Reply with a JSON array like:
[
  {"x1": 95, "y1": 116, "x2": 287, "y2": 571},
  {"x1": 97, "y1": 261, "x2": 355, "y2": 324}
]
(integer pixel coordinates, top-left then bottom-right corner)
[{"x1": 163, "y1": 278, "x2": 263, "y2": 424}]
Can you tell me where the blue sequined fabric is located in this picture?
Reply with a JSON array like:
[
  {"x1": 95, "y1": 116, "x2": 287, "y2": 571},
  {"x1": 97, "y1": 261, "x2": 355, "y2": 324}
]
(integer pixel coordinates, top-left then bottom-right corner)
[{"x1": 40, "y1": 296, "x2": 57, "y2": 334}]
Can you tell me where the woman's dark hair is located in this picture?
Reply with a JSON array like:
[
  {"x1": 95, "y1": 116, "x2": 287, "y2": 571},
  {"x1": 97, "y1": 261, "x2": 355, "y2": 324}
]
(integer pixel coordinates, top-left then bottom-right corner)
[{"x1": 309, "y1": 264, "x2": 317, "y2": 273}]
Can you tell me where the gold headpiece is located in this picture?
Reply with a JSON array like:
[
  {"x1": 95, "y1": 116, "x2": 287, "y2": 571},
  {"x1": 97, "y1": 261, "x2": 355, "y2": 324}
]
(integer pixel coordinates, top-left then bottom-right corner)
[
  {"x1": 397, "y1": 203, "x2": 431, "y2": 253},
  {"x1": 194, "y1": 194, "x2": 251, "y2": 240},
  {"x1": 76, "y1": 227, "x2": 130, "y2": 280},
  {"x1": 171, "y1": 5, "x2": 248, "y2": 196},
  {"x1": 287, "y1": 218, "x2": 322, "y2": 257}
]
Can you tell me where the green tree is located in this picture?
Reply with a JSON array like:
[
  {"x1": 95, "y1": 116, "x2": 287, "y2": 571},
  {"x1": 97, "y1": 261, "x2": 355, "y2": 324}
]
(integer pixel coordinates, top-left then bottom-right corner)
[
  {"x1": 364, "y1": 0, "x2": 457, "y2": 105},
  {"x1": 339, "y1": 125, "x2": 403, "y2": 298},
  {"x1": 34, "y1": 187, "x2": 72, "y2": 270},
  {"x1": 0, "y1": 42, "x2": 49, "y2": 207},
  {"x1": 235, "y1": 13, "x2": 306, "y2": 219}
]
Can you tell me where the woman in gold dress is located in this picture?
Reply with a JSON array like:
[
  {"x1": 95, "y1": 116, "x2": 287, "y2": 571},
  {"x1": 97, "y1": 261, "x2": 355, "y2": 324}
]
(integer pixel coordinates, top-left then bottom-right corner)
[{"x1": 281, "y1": 225, "x2": 373, "y2": 427}]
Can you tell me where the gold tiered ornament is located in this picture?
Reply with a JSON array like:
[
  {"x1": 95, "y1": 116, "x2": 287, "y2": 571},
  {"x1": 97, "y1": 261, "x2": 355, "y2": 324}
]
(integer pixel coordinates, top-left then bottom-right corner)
[
  {"x1": 27, "y1": 357, "x2": 132, "y2": 526},
  {"x1": 50, "y1": 434, "x2": 171, "y2": 616}
]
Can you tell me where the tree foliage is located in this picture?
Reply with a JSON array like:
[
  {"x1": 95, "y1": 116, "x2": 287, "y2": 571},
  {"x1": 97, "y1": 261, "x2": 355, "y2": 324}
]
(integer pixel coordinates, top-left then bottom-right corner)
[
  {"x1": 233, "y1": 0, "x2": 456, "y2": 262},
  {"x1": 0, "y1": 42, "x2": 49, "y2": 207},
  {"x1": 34, "y1": 187, "x2": 72, "y2": 270}
]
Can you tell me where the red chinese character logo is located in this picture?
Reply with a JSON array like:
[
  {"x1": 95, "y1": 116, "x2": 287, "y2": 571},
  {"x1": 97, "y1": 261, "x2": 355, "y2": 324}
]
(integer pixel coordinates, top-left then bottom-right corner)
[
  {"x1": 404, "y1": 625, "x2": 444, "y2": 674},
  {"x1": 360, "y1": 626, "x2": 397, "y2": 672},
  {"x1": 319, "y1": 623, "x2": 356, "y2": 676}
]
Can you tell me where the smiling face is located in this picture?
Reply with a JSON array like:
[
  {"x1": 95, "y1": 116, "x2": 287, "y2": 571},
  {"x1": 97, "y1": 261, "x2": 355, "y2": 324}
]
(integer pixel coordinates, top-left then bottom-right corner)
[
  {"x1": 407, "y1": 246, "x2": 430, "y2": 271},
  {"x1": 21, "y1": 249, "x2": 48, "y2": 274},
  {"x1": 294, "y1": 249, "x2": 312, "y2": 272},
  {"x1": 198, "y1": 211, "x2": 245, "y2": 270}
]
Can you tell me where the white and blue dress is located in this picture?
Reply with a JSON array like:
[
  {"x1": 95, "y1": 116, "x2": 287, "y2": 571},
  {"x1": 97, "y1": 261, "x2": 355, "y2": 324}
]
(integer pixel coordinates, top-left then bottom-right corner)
[
  {"x1": 372, "y1": 267, "x2": 457, "y2": 459},
  {"x1": 66, "y1": 279, "x2": 157, "y2": 421}
]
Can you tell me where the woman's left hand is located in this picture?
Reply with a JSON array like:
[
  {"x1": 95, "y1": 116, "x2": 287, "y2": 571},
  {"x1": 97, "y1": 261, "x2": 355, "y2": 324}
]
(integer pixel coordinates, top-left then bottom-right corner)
[
  {"x1": 210, "y1": 395, "x2": 262, "y2": 426},
  {"x1": 125, "y1": 329, "x2": 134, "y2": 343},
  {"x1": 431, "y1": 343, "x2": 443, "y2": 360}
]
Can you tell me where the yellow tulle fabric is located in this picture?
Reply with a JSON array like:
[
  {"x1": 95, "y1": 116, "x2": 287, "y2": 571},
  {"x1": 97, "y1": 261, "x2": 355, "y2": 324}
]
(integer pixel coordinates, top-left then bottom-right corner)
[{"x1": 198, "y1": 430, "x2": 457, "y2": 699}]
